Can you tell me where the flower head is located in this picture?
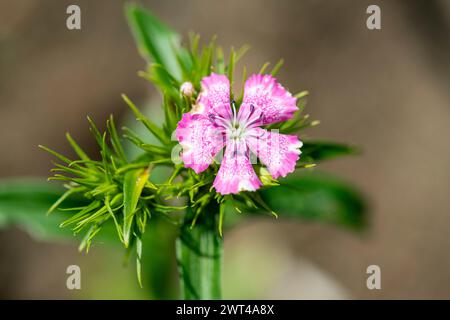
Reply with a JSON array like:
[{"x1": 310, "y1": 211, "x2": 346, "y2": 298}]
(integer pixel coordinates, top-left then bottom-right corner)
[{"x1": 176, "y1": 73, "x2": 302, "y2": 195}]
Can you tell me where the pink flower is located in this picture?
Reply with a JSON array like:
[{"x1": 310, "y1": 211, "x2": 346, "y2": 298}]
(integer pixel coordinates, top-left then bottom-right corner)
[{"x1": 176, "y1": 73, "x2": 302, "y2": 195}]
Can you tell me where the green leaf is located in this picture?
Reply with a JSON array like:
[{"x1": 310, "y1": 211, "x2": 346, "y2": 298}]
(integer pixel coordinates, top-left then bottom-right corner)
[
  {"x1": 107, "y1": 115, "x2": 127, "y2": 163},
  {"x1": 258, "y1": 172, "x2": 367, "y2": 229},
  {"x1": 0, "y1": 179, "x2": 87, "y2": 240},
  {"x1": 46, "y1": 186, "x2": 85, "y2": 215},
  {"x1": 123, "y1": 167, "x2": 150, "y2": 247},
  {"x1": 65, "y1": 133, "x2": 91, "y2": 164},
  {"x1": 176, "y1": 207, "x2": 222, "y2": 299},
  {"x1": 122, "y1": 94, "x2": 169, "y2": 145},
  {"x1": 125, "y1": 3, "x2": 183, "y2": 80},
  {"x1": 227, "y1": 47, "x2": 235, "y2": 91},
  {"x1": 136, "y1": 235, "x2": 143, "y2": 288},
  {"x1": 270, "y1": 58, "x2": 284, "y2": 76},
  {"x1": 301, "y1": 141, "x2": 358, "y2": 162}
]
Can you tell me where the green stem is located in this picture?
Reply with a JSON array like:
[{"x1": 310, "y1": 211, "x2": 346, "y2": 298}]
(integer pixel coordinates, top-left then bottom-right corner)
[{"x1": 176, "y1": 206, "x2": 223, "y2": 299}]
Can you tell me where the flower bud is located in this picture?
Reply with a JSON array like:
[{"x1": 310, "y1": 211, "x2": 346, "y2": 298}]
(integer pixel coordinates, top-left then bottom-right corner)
[{"x1": 180, "y1": 82, "x2": 195, "y2": 97}]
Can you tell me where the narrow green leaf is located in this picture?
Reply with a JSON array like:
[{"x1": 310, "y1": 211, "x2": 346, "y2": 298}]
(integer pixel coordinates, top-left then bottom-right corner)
[
  {"x1": 123, "y1": 167, "x2": 150, "y2": 247},
  {"x1": 227, "y1": 47, "x2": 236, "y2": 92},
  {"x1": 125, "y1": 3, "x2": 183, "y2": 80},
  {"x1": 188, "y1": 32, "x2": 200, "y2": 72},
  {"x1": 116, "y1": 162, "x2": 151, "y2": 175},
  {"x1": 47, "y1": 187, "x2": 83, "y2": 215},
  {"x1": 258, "y1": 62, "x2": 270, "y2": 74},
  {"x1": 176, "y1": 48, "x2": 194, "y2": 79},
  {"x1": 0, "y1": 179, "x2": 87, "y2": 240},
  {"x1": 140, "y1": 144, "x2": 170, "y2": 156},
  {"x1": 87, "y1": 116, "x2": 108, "y2": 154},
  {"x1": 105, "y1": 195, "x2": 124, "y2": 243},
  {"x1": 100, "y1": 133, "x2": 113, "y2": 183},
  {"x1": 39, "y1": 145, "x2": 72, "y2": 165},
  {"x1": 65, "y1": 133, "x2": 91, "y2": 164},
  {"x1": 107, "y1": 115, "x2": 127, "y2": 163},
  {"x1": 301, "y1": 141, "x2": 359, "y2": 162},
  {"x1": 122, "y1": 94, "x2": 169, "y2": 145},
  {"x1": 51, "y1": 163, "x2": 97, "y2": 179},
  {"x1": 60, "y1": 201, "x2": 101, "y2": 228},
  {"x1": 235, "y1": 44, "x2": 250, "y2": 62},
  {"x1": 216, "y1": 46, "x2": 225, "y2": 74},
  {"x1": 139, "y1": 64, "x2": 180, "y2": 101},
  {"x1": 237, "y1": 66, "x2": 247, "y2": 104},
  {"x1": 294, "y1": 90, "x2": 309, "y2": 99},
  {"x1": 258, "y1": 172, "x2": 367, "y2": 229},
  {"x1": 198, "y1": 38, "x2": 215, "y2": 80},
  {"x1": 78, "y1": 223, "x2": 102, "y2": 253},
  {"x1": 270, "y1": 58, "x2": 284, "y2": 76},
  {"x1": 136, "y1": 236, "x2": 143, "y2": 288},
  {"x1": 162, "y1": 93, "x2": 179, "y2": 135},
  {"x1": 218, "y1": 202, "x2": 225, "y2": 237}
]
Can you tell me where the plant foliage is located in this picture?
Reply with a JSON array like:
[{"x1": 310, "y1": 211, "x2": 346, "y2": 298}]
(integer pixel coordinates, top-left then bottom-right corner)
[{"x1": 22, "y1": 3, "x2": 367, "y2": 296}]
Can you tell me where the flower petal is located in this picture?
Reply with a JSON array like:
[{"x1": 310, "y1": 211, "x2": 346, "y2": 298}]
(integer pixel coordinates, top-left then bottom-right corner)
[
  {"x1": 195, "y1": 73, "x2": 231, "y2": 118},
  {"x1": 236, "y1": 102, "x2": 265, "y2": 129},
  {"x1": 176, "y1": 113, "x2": 224, "y2": 174},
  {"x1": 243, "y1": 74, "x2": 297, "y2": 125},
  {"x1": 213, "y1": 140, "x2": 262, "y2": 195},
  {"x1": 246, "y1": 128, "x2": 302, "y2": 179}
]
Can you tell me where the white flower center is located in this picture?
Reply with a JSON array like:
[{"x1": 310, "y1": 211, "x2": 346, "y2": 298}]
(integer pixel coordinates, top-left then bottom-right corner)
[
  {"x1": 227, "y1": 122, "x2": 246, "y2": 140},
  {"x1": 207, "y1": 101, "x2": 262, "y2": 142}
]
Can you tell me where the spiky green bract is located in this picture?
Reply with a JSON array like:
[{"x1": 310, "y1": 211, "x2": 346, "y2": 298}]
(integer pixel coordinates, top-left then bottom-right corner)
[{"x1": 40, "y1": 116, "x2": 185, "y2": 285}]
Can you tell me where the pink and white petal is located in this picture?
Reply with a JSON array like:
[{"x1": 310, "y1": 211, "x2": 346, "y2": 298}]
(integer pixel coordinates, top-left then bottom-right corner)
[
  {"x1": 195, "y1": 73, "x2": 231, "y2": 118},
  {"x1": 243, "y1": 74, "x2": 298, "y2": 125},
  {"x1": 176, "y1": 113, "x2": 224, "y2": 174},
  {"x1": 236, "y1": 102, "x2": 264, "y2": 129},
  {"x1": 246, "y1": 128, "x2": 302, "y2": 179},
  {"x1": 213, "y1": 140, "x2": 262, "y2": 195}
]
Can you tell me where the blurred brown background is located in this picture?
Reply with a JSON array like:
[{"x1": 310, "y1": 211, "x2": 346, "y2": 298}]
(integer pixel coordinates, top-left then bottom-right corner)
[{"x1": 1, "y1": 0, "x2": 449, "y2": 299}]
